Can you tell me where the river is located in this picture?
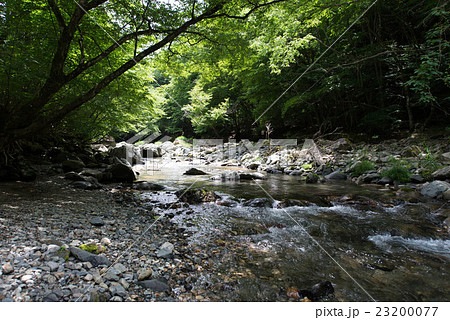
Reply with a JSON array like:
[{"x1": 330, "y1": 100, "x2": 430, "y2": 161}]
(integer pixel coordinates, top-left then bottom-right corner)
[{"x1": 138, "y1": 159, "x2": 450, "y2": 301}]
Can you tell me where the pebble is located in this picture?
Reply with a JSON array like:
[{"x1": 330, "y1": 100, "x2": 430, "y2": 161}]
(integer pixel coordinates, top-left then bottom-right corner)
[
  {"x1": 138, "y1": 269, "x2": 153, "y2": 281},
  {"x1": 109, "y1": 283, "x2": 127, "y2": 297},
  {"x1": 46, "y1": 261, "x2": 60, "y2": 272},
  {"x1": 46, "y1": 244, "x2": 60, "y2": 254},
  {"x1": 100, "y1": 237, "x2": 112, "y2": 246},
  {"x1": 89, "y1": 217, "x2": 105, "y2": 227},
  {"x1": 84, "y1": 274, "x2": 94, "y2": 281},
  {"x1": 2, "y1": 263, "x2": 14, "y2": 274},
  {"x1": 21, "y1": 275, "x2": 32, "y2": 282}
]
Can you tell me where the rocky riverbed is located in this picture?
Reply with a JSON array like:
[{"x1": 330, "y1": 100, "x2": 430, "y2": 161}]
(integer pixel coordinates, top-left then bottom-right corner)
[
  {"x1": 1, "y1": 133, "x2": 450, "y2": 302},
  {"x1": 0, "y1": 176, "x2": 251, "y2": 302}
]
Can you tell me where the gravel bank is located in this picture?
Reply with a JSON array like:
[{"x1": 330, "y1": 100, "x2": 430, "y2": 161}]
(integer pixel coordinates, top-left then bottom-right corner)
[{"x1": 0, "y1": 175, "x2": 229, "y2": 302}]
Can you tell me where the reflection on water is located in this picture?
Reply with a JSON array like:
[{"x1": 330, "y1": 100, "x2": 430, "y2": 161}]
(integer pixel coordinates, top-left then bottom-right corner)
[{"x1": 139, "y1": 160, "x2": 450, "y2": 301}]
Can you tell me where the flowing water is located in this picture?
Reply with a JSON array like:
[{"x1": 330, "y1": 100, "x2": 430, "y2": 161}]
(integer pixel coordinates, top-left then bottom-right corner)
[{"x1": 139, "y1": 160, "x2": 450, "y2": 301}]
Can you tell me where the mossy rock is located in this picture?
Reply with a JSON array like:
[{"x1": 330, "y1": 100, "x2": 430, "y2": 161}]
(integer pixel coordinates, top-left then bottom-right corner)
[
  {"x1": 79, "y1": 243, "x2": 106, "y2": 254},
  {"x1": 54, "y1": 246, "x2": 70, "y2": 261},
  {"x1": 175, "y1": 188, "x2": 221, "y2": 204}
]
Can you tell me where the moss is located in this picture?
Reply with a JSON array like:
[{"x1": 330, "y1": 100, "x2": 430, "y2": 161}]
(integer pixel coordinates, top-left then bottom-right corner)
[
  {"x1": 56, "y1": 246, "x2": 70, "y2": 261},
  {"x1": 301, "y1": 163, "x2": 313, "y2": 170},
  {"x1": 79, "y1": 243, "x2": 105, "y2": 254}
]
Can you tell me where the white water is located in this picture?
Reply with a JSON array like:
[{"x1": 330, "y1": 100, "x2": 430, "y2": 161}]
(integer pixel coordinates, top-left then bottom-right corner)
[{"x1": 368, "y1": 234, "x2": 450, "y2": 258}]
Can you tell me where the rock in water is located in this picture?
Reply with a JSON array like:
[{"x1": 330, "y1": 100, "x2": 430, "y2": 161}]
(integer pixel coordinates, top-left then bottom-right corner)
[
  {"x1": 305, "y1": 173, "x2": 319, "y2": 183},
  {"x1": 243, "y1": 198, "x2": 273, "y2": 208},
  {"x1": 420, "y1": 181, "x2": 450, "y2": 198},
  {"x1": 69, "y1": 247, "x2": 111, "y2": 267},
  {"x1": 134, "y1": 181, "x2": 165, "y2": 191},
  {"x1": 310, "y1": 281, "x2": 334, "y2": 299},
  {"x1": 183, "y1": 168, "x2": 207, "y2": 175},
  {"x1": 175, "y1": 188, "x2": 220, "y2": 204},
  {"x1": 296, "y1": 281, "x2": 335, "y2": 301},
  {"x1": 137, "y1": 279, "x2": 171, "y2": 292},
  {"x1": 325, "y1": 171, "x2": 347, "y2": 180},
  {"x1": 238, "y1": 172, "x2": 267, "y2": 180},
  {"x1": 276, "y1": 199, "x2": 311, "y2": 208}
]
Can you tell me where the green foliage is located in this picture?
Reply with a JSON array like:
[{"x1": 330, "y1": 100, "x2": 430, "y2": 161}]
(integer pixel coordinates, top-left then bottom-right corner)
[
  {"x1": 418, "y1": 146, "x2": 440, "y2": 178},
  {"x1": 406, "y1": 4, "x2": 450, "y2": 104},
  {"x1": 301, "y1": 163, "x2": 313, "y2": 170},
  {"x1": 175, "y1": 136, "x2": 189, "y2": 142},
  {"x1": 352, "y1": 160, "x2": 375, "y2": 176},
  {"x1": 382, "y1": 160, "x2": 411, "y2": 183},
  {"x1": 182, "y1": 80, "x2": 230, "y2": 135},
  {"x1": 1, "y1": 0, "x2": 449, "y2": 142}
]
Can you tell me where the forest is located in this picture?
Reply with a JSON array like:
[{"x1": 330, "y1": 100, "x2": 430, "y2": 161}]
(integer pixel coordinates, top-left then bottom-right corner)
[{"x1": 1, "y1": 0, "x2": 449, "y2": 146}]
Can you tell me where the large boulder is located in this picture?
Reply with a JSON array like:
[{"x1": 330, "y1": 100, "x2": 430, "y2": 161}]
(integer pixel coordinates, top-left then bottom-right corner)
[
  {"x1": 108, "y1": 158, "x2": 137, "y2": 182},
  {"x1": 420, "y1": 181, "x2": 450, "y2": 198},
  {"x1": 431, "y1": 166, "x2": 450, "y2": 180},
  {"x1": 109, "y1": 142, "x2": 142, "y2": 164},
  {"x1": 161, "y1": 141, "x2": 176, "y2": 152},
  {"x1": 141, "y1": 143, "x2": 162, "y2": 158},
  {"x1": 239, "y1": 172, "x2": 267, "y2": 180},
  {"x1": 183, "y1": 168, "x2": 207, "y2": 175},
  {"x1": 325, "y1": 171, "x2": 347, "y2": 180}
]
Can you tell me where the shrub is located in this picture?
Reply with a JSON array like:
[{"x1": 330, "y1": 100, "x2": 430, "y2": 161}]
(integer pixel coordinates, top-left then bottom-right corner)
[
  {"x1": 351, "y1": 160, "x2": 375, "y2": 176},
  {"x1": 382, "y1": 161, "x2": 411, "y2": 183}
]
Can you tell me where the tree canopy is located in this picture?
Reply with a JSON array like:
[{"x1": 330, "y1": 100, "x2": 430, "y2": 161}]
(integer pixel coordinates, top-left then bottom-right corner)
[{"x1": 1, "y1": 0, "x2": 449, "y2": 145}]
